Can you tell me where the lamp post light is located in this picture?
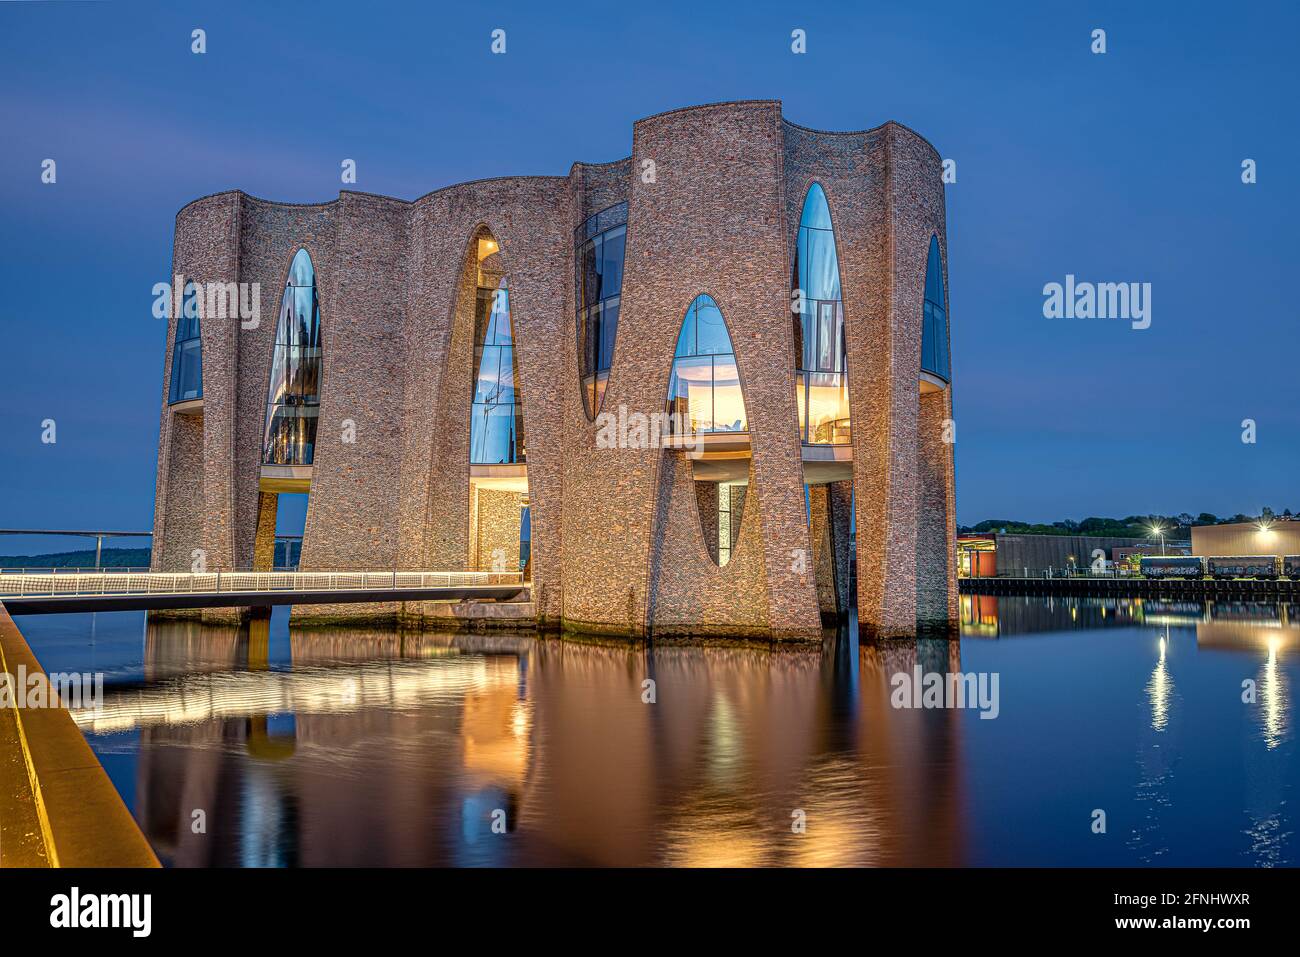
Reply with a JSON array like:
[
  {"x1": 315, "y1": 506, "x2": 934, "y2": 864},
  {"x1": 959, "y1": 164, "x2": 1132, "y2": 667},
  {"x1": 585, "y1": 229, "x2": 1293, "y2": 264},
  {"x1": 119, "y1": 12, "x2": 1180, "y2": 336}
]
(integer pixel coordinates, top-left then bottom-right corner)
[{"x1": 1149, "y1": 521, "x2": 1167, "y2": 555}]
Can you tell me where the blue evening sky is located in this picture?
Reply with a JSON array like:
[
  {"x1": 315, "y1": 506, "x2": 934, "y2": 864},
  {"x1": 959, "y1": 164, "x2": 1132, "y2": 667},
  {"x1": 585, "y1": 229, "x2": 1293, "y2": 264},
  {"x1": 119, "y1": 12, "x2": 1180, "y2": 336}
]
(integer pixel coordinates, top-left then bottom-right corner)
[{"x1": 0, "y1": 0, "x2": 1295, "y2": 551}]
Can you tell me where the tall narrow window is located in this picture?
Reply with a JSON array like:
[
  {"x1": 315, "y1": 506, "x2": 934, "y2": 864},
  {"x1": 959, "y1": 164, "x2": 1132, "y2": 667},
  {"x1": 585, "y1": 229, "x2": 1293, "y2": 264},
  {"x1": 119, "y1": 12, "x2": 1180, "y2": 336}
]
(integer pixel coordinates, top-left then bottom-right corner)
[
  {"x1": 470, "y1": 279, "x2": 525, "y2": 464},
  {"x1": 666, "y1": 295, "x2": 747, "y2": 435},
  {"x1": 263, "y1": 249, "x2": 322, "y2": 465},
  {"x1": 168, "y1": 281, "x2": 202, "y2": 403},
  {"x1": 921, "y1": 235, "x2": 950, "y2": 381},
  {"x1": 793, "y1": 183, "x2": 850, "y2": 445},
  {"x1": 576, "y1": 202, "x2": 627, "y2": 418}
]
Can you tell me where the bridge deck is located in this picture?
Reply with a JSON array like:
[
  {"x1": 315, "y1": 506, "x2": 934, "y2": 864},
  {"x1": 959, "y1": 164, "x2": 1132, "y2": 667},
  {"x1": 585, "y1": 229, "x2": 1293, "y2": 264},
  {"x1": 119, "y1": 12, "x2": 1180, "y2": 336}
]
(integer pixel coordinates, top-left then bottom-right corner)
[{"x1": 0, "y1": 570, "x2": 528, "y2": 615}]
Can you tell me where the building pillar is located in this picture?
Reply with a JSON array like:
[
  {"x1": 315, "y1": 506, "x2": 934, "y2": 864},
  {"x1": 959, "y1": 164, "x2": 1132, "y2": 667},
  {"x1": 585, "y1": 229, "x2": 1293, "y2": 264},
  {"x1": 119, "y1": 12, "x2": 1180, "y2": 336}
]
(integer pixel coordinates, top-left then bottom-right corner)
[
  {"x1": 808, "y1": 485, "x2": 838, "y2": 621},
  {"x1": 828, "y1": 479, "x2": 854, "y2": 615},
  {"x1": 916, "y1": 389, "x2": 956, "y2": 633},
  {"x1": 695, "y1": 480, "x2": 721, "y2": 564},
  {"x1": 253, "y1": 492, "x2": 277, "y2": 572}
]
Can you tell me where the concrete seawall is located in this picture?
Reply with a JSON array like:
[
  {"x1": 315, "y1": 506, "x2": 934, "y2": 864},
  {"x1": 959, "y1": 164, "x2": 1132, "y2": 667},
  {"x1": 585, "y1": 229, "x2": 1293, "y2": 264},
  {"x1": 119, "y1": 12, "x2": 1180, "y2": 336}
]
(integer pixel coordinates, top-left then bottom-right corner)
[{"x1": 0, "y1": 604, "x2": 158, "y2": 867}]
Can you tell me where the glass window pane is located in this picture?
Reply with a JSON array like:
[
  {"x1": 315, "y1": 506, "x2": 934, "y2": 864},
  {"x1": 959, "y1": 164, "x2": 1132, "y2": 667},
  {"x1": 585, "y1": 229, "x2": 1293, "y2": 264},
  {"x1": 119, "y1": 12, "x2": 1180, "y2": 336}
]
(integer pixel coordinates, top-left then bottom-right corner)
[
  {"x1": 580, "y1": 240, "x2": 599, "y2": 310},
  {"x1": 585, "y1": 302, "x2": 601, "y2": 375},
  {"x1": 497, "y1": 346, "x2": 517, "y2": 403},
  {"x1": 674, "y1": 302, "x2": 695, "y2": 357},
  {"x1": 667, "y1": 355, "x2": 713, "y2": 432},
  {"x1": 817, "y1": 303, "x2": 836, "y2": 371},
  {"x1": 265, "y1": 249, "x2": 322, "y2": 463},
  {"x1": 470, "y1": 402, "x2": 517, "y2": 464},
  {"x1": 795, "y1": 372, "x2": 808, "y2": 442},
  {"x1": 802, "y1": 228, "x2": 840, "y2": 302},
  {"x1": 574, "y1": 204, "x2": 628, "y2": 417},
  {"x1": 600, "y1": 226, "x2": 625, "y2": 295},
  {"x1": 284, "y1": 345, "x2": 321, "y2": 401},
  {"x1": 799, "y1": 183, "x2": 833, "y2": 230},
  {"x1": 288, "y1": 248, "x2": 314, "y2": 288},
  {"x1": 264, "y1": 404, "x2": 319, "y2": 465},
  {"x1": 922, "y1": 304, "x2": 936, "y2": 373},
  {"x1": 693, "y1": 299, "x2": 730, "y2": 355},
  {"x1": 711, "y1": 355, "x2": 746, "y2": 432},
  {"x1": 832, "y1": 301, "x2": 845, "y2": 372},
  {"x1": 266, "y1": 344, "x2": 289, "y2": 406},
  {"x1": 472, "y1": 345, "x2": 502, "y2": 403},
  {"x1": 598, "y1": 299, "x2": 619, "y2": 371},
  {"x1": 170, "y1": 338, "x2": 202, "y2": 402},
  {"x1": 807, "y1": 372, "x2": 850, "y2": 444},
  {"x1": 926, "y1": 237, "x2": 944, "y2": 306},
  {"x1": 492, "y1": 286, "x2": 512, "y2": 344}
]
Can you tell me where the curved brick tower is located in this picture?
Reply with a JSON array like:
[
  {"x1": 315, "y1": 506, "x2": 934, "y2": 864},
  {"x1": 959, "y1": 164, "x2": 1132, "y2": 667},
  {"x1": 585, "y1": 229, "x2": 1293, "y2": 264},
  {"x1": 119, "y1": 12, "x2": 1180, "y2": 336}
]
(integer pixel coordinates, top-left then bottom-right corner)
[{"x1": 151, "y1": 100, "x2": 956, "y2": 640}]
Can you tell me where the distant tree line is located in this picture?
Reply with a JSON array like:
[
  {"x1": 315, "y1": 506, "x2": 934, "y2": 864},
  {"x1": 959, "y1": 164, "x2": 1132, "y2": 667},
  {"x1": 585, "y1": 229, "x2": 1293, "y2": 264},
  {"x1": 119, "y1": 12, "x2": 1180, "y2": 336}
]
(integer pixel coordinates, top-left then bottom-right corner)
[
  {"x1": 959, "y1": 509, "x2": 1295, "y2": 538},
  {"x1": 0, "y1": 547, "x2": 152, "y2": 569}
]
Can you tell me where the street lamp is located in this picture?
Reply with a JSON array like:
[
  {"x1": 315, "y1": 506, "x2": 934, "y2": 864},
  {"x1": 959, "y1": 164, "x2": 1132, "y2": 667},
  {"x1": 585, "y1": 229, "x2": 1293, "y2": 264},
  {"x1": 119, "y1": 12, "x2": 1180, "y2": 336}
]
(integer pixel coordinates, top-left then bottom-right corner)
[{"x1": 1149, "y1": 521, "x2": 1167, "y2": 555}]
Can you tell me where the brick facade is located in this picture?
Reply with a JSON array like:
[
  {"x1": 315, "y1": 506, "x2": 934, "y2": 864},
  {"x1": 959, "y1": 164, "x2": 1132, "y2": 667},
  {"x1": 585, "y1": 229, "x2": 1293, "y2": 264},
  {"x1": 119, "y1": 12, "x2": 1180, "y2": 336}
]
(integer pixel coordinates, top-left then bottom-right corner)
[{"x1": 151, "y1": 101, "x2": 956, "y2": 640}]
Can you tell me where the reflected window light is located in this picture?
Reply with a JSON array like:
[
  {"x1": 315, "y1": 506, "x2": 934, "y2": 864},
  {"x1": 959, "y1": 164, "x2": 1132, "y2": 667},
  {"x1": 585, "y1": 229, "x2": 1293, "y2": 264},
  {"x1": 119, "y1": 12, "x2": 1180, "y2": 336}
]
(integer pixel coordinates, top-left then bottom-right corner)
[
  {"x1": 575, "y1": 202, "x2": 628, "y2": 419},
  {"x1": 665, "y1": 295, "x2": 747, "y2": 435},
  {"x1": 262, "y1": 249, "x2": 322, "y2": 466},
  {"x1": 921, "y1": 235, "x2": 950, "y2": 381},
  {"x1": 168, "y1": 281, "x2": 203, "y2": 403},
  {"x1": 470, "y1": 275, "x2": 525, "y2": 465},
  {"x1": 792, "y1": 183, "x2": 850, "y2": 445}
]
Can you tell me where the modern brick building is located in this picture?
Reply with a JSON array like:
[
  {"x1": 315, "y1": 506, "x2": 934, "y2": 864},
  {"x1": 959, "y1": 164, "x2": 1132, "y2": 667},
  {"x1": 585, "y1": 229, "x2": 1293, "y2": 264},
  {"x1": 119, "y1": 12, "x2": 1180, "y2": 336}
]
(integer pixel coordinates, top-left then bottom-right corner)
[{"x1": 151, "y1": 100, "x2": 957, "y2": 640}]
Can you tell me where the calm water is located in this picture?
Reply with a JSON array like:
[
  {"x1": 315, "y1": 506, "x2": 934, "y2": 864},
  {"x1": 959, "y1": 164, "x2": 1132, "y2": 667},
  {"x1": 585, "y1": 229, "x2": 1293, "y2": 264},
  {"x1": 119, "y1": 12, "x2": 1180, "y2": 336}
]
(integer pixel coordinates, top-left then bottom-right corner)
[{"x1": 13, "y1": 595, "x2": 1298, "y2": 866}]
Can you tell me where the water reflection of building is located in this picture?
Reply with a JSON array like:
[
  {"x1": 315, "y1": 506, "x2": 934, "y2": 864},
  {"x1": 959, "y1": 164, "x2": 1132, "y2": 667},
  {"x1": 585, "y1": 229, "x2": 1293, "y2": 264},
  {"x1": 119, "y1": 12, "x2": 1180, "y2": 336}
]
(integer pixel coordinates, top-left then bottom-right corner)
[
  {"x1": 960, "y1": 594, "x2": 1144, "y2": 638},
  {"x1": 84, "y1": 617, "x2": 965, "y2": 866}
]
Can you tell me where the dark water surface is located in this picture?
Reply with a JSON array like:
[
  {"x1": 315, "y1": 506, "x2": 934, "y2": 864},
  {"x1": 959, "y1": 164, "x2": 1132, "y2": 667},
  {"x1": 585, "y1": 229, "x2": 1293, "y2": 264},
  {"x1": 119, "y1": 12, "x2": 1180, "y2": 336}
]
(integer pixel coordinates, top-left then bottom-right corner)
[{"x1": 14, "y1": 595, "x2": 1298, "y2": 866}]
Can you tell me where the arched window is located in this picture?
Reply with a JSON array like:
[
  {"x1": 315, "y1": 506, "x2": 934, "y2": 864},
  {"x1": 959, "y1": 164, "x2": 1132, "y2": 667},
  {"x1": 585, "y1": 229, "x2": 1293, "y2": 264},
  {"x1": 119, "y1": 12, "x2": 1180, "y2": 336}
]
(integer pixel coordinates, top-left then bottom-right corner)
[
  {"x1": 666, "y1": 295, "x2": 747, "y2": 434},
  {"x1": 168, "y1": 281, "x2": 202, "y2": 403},
  {"x1": 921, "y1": 235, "x2": 950, "y2": 381},
  {"x1": 793, "y1": 183, "x2": 850, "y2": 445},
  {"x1": 262, "y1": 248, "x2": 322, "y2": 465},
  {"x1": 470, "y1": 277, "x2": 524, "y2": 464},
  {"x1": 575, "y1": 202, "x2": 627, "y2": 418}
]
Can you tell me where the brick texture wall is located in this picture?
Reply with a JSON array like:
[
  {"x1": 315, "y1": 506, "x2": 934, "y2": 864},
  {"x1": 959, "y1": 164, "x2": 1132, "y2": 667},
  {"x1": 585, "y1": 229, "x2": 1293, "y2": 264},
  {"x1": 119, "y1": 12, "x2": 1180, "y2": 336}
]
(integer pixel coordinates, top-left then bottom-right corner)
[{"x1": 151, "y1": 101, "x2": 956, "y2": 640}]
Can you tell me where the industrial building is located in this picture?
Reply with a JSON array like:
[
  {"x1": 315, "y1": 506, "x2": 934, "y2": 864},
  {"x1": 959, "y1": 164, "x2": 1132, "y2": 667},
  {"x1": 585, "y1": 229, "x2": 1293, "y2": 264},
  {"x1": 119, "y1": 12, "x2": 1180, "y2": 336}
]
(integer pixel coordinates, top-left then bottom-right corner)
[
  {"x1": 957, "y1": 533, "x2": 1173, "y2": 577},
  {"x1": 1191, "y1": 520, "x2": 1300, "y2": 559}
]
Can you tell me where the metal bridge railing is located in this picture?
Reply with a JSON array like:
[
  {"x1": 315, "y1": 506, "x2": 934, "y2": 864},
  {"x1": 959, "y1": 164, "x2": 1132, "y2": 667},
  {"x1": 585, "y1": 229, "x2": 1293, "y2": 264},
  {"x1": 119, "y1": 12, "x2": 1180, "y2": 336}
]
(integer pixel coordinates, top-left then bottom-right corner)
[{"x1": 0, "y1": 569, "x2": 525, "y2": 599}]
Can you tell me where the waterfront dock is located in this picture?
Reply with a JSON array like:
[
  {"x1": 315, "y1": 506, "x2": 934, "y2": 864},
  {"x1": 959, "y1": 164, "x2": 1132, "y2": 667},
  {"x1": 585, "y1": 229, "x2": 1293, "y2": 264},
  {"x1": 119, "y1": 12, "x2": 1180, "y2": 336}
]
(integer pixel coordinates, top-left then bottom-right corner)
[{"x1": 960, "y1": 576, "x2": 1300, "y2": 599}]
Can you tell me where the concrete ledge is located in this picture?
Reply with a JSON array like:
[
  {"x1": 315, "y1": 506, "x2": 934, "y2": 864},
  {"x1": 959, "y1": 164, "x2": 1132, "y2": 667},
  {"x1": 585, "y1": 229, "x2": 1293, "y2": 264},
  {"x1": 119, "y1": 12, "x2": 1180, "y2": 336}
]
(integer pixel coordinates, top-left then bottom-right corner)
[
  {"x1": 0, "y1": 604, "x2": 158, "y2": 867},
  {"x1": 408, "y1": 600, "x2": 539, "y2": 631}
]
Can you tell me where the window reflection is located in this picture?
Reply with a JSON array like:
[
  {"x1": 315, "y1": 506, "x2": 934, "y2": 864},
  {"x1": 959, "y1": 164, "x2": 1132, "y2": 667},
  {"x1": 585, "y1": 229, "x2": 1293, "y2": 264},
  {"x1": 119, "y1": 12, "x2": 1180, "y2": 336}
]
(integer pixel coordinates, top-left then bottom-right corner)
[
  {"x1": 575, "y1": 202, "x2": 627, "y2": 418},
  {"x1": 470, "y1": 281, "x2": 525, "y2": 464},
  {"x1": 168, "y1": 281, "x2": 203, "y2": 403},
  {"x1": 921, "y1": 235, "x2": 950, "y2": 381},
  {"x1": 666, "y1": 295, "x2": 747, "y2": 435},
  {"x1": 793, "y1": 183, "x2": 850, "y2": 444},
  {"x1": 263, "y1": 249, "x2": 322, "y2": 466}
]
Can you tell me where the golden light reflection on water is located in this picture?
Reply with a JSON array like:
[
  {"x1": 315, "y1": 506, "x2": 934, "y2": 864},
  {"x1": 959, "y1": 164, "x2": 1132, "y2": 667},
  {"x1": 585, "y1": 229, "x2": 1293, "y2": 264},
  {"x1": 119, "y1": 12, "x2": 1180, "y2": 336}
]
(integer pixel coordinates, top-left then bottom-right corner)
[
  {"x1": 86, "y1": 617, "x2": 966, "y2": 867},
  {"x1": 50, "y1": 598, "x2": 1300, "y2": 867},
  {"x1": 1257, "y1": 639, "x2": 1290, "y2": 750},
  {"x1": 1146, "y1": 635, "x2": 1173, "y2": 733}
]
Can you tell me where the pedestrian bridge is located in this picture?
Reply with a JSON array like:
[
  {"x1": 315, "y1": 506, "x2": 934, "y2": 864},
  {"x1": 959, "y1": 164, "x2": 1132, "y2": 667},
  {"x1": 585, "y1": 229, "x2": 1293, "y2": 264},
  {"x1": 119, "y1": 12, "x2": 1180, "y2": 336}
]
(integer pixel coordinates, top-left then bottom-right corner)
[{"x1": 0, "y1": 569, "x2": 527, "y2": 614}]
